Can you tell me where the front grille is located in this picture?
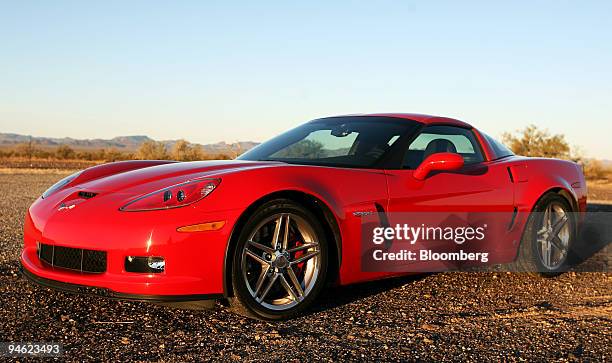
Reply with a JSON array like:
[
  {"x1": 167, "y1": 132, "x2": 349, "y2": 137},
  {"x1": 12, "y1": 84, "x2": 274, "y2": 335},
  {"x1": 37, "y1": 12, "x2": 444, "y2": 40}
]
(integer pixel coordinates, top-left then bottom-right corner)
[{"x1": 38, "y1": 243, "x2": 106, "y2": 273}]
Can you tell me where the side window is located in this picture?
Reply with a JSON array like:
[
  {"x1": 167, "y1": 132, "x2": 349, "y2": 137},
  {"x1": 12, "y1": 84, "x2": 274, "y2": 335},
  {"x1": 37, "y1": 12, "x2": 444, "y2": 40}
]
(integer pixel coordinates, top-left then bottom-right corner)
[
  {"x1": 482, "y1": 132, "x2": 514, "y2": 160},
  {"x1": 403, "y1": 126, "x2": 484, "y2": 169}
]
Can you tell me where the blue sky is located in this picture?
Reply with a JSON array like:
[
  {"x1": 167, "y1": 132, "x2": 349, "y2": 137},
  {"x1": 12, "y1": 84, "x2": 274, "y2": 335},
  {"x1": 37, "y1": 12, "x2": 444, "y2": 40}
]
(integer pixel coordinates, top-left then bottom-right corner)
[{"x1": 0, "y1": 1, "x2": 611, "y2": 158}]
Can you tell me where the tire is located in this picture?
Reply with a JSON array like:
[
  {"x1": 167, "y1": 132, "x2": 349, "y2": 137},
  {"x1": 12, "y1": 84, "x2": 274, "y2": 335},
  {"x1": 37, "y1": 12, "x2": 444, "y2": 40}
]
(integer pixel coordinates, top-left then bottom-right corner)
[
  {"x1": 514, "y1": 193, "x2": 577, "y2": 276},
  {"x1": 228, "y1": 199, "x2": 328, "y2": 320}
]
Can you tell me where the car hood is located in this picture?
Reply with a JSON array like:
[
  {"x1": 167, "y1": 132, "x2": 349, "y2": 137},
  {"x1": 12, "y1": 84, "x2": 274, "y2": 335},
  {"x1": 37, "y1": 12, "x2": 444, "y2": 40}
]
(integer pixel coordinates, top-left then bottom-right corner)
[{"x1": 77, "y1": 160, "x2": 281, "y2": 193}]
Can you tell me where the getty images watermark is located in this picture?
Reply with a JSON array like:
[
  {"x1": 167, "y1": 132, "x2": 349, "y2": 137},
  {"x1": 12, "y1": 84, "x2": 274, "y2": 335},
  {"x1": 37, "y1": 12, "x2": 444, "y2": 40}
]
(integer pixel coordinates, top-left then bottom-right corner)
[
  {"x1": 360, "y1": 212, "x2": 611, "y2": 273},
  {"x1": 371, "y1": 223, "x2": 490, "y2": 264}
]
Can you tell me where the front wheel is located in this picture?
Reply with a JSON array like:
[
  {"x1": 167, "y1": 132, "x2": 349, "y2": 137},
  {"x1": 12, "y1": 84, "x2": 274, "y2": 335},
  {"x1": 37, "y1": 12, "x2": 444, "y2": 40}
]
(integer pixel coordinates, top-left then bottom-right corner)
[{"x1": 229, "y1": 199, "x2": 328, "y2": 320}]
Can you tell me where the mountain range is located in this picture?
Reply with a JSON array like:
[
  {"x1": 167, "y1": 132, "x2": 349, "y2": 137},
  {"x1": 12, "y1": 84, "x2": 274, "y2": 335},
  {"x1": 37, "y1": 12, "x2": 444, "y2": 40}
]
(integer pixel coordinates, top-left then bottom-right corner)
[
  {"x1": 0, "y1": 133, "x2": 259, "y2": 155},
  {"x1": 1, "y1": 132, "x2": 610, "y2": 166}
]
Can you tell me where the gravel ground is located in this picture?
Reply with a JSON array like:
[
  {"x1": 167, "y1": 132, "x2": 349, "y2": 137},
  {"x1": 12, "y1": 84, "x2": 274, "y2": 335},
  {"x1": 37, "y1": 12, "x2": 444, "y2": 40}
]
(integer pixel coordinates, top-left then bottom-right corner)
[
  {"x1": 0, "y1": 172, "x2": 610, "y2": 362},
  {"x1": 588, "y1": 181, "x2": 612, "y2": 203}
]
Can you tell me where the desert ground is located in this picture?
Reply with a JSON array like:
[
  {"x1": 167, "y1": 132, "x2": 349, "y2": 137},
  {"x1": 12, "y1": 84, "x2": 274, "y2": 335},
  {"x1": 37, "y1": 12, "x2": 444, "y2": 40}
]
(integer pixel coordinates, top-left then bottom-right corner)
[
  {"x1": 0, "y1": 170, "x2": 610, "y2": 361},
  {"x1": 588, "y1": 181, "x2": 612, "y2": 204}
]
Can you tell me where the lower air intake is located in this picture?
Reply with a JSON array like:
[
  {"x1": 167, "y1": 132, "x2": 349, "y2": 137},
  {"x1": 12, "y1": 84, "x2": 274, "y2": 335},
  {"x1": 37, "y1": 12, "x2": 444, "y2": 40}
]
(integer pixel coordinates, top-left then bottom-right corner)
[{"x1": 38, "y1": 243, "x2": 107, "y2": 273}]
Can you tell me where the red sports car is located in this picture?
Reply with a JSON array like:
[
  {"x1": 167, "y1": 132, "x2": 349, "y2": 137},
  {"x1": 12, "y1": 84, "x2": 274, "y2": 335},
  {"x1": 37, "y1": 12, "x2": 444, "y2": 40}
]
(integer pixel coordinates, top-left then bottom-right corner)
[{"x1": 21, "y1": 114, "x2": 587, "y2": 320}]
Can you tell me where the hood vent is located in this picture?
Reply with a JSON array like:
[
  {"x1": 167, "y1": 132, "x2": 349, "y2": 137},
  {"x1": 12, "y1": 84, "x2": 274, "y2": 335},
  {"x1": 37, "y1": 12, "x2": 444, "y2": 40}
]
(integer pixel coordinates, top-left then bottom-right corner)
[{"x1": 78, "y1": 191, "x2": 98, "y2": 199}]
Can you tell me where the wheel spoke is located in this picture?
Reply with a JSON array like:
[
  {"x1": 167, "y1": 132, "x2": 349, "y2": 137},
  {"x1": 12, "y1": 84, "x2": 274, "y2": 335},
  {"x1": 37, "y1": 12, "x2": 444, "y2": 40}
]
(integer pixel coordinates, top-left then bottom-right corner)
[
  {"x1": 271, "y1": 215, "x2": 286, "y2": 250},
  {"x1": 549, "y1": 235, "x2": 565, "y2": 252},
  {"x1": 282, "y1": 215, "x2": 291, "y2": 250},
  {"x1": 554, "y1": 236, "x2": 568, "y2": 260},
  {"x1": 253, "y1": 265, "x2": 270, "y2": 296},
  {"x1": 537, "y1": 228, "x2": 548, "y2": 238},
  {"x1": 545, "y1": 205, "x2": 553, "y2": 229},
  {"x1": 257, "y1": 273, "x2": 278, "y2": 302},
  {"x1": 539, "y1": 239, "x2": 547, "y2": 265},
  {"x1": 290, "y1": 250, "x2": 319, "y2": 265},
  {"x1": 279, "y1": 274, "x2": 299, "y2": 301},
  {"x1": 248, "y1": 240, "x2": 274, "y2": 254},
  {"x1": 545, "y1": 241, "x2": 553, "y2": 267},
  {"x1": 287, "y1": 242, "x2": 318, "y2": 253},
  {"x1": 551, "y1": 215, "x2": 568, "y2": 237},
  {"x1": 286, "y1": 266, "x2": 304, "y2": 298},
  {"x1": 245, "y1": 249, "x2": 268, "y2": 265}
]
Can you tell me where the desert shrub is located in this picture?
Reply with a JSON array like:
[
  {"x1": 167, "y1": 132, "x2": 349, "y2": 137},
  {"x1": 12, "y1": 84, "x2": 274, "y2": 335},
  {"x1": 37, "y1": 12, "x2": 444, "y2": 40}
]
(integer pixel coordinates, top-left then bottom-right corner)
[
  {"x1": 502, "y1": 125, "x2": 571, "y2": 159},
  {"x1": 103, "y1": 148, "x2": 131, "y2": 162},
  {"x1": 135, "y1": 141, "x2": 169, "y2": 160},
  {"x1": 34, "y1": 149, "x2": 52, "y2": 159},
  {"x1": 76, "y1": 150, "x2": 100, "y2": 161},
  {"x1": 171, "y1": 140, "x2": 205, "y2": 161},
  {"x1": 55, "y1": 144, "x2": 76, "y2": 159},
  {"x1": 14, "y1": 143, "x2": 38, "y2": 158},
  {"x1": 272, "y1": 140, "x2": 324, "y2": 159},
  {"x1": 212, "y1": 153, "x2": 232, "y2": 160},
  {"x1": 583, "y1": 159, "x2": 610, "y2": 181},
  {"x1": 503, "y1": 125, "x2": 610, "y2": 181}
]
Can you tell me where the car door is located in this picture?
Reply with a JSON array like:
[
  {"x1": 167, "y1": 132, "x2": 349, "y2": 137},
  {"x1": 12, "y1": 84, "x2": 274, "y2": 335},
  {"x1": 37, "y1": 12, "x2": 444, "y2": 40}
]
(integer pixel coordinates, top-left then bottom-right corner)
[{"x1": 383, "y1": 125, "x2": 515, "y2": 271}]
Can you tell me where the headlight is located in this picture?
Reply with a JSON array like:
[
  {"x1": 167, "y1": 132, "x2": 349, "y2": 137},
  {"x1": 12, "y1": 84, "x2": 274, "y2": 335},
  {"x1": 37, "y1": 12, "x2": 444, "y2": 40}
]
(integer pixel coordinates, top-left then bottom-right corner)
[
  {"x1": 120, "y1": 178, "x2": 220, "y2": 212},
  {"x1": 42, "y1": 171, "x2": 82, "y2": 199}
]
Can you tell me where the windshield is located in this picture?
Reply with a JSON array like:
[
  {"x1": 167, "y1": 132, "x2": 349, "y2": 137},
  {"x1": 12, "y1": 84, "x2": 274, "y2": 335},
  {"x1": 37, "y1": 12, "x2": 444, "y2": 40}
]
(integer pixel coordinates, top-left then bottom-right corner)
[{"x1": 238, "y1": 116, "x2": 421, "y2": 168}]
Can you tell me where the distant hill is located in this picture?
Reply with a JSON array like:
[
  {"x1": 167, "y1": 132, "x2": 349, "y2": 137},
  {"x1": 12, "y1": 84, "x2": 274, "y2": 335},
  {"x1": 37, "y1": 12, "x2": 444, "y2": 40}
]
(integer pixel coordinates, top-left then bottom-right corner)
[{"x1": 0, "y1": 133, "x2": 259, "y2": 155}]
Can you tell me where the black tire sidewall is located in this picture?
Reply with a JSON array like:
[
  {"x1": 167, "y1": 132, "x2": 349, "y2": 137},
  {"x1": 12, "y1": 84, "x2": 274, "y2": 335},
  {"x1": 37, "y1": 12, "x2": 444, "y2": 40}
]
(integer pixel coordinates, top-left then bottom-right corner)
[{"x1": 231, "y1": 199, "x2": 328, "y2": 320}]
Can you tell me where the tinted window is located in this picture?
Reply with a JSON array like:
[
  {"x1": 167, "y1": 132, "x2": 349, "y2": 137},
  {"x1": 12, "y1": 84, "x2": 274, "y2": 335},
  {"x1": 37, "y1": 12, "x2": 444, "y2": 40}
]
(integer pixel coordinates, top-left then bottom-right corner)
[
  {"x1": 270, "y1": 129, "x2": 358, "y2": 159},
  {"x1": 483, "y1": 132, "x2": 514, "y2": 160},
  {"x1": 239, "y1": 117, "x2": 421, "y2": 168},
  {"x1": 403, "y1": 126, "x2": 484, "y2": 169}
]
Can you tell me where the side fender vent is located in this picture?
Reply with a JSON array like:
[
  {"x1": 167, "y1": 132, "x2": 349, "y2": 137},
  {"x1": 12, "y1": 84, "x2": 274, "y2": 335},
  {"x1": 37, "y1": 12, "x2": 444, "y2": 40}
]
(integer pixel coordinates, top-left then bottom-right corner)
[
  {"x1": 508, "y1": 207, "x2": 518, "y2": 230},
  {"x1": 508, "y1": 164, "x2": 529, "y2": 183}
]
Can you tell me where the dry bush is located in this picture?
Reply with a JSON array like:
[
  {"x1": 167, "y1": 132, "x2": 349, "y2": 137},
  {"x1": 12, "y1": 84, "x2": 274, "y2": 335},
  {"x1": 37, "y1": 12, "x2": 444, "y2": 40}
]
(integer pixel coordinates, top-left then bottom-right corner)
[
  {"x1": 583, "y1": 159, "x2": 611, "y2": 182},
  {"x1": 55, "y1": 145, "x2": 76, "y2": 159},
  {"x1": 503, "y1": 125, "x2": 610, "y2": 181},
  {"x1": 171, "y1": 140, "x2": 205, "y2": 161},
  {"x1": 2, "y1": 140, "x2": 236, "y2": 165},
  {"x1": 502, "y1": 125, "x2": 571, "y2": 159},
  {"x1": 11, "y1": 143, "x2": 53, "y2": 159},
  {"x1": 203, "y1": 153, "x2": 232, "y2": 160},
  {"x1": 135, "y1": 141, "x2": 169, "y2": 160}
]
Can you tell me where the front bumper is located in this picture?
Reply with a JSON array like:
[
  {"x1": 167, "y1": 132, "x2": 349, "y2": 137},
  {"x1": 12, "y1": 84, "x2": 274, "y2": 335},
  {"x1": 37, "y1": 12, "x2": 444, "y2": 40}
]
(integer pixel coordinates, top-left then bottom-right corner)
[
  {"x1": 21, "y1": 196, "x2": 243, "y2": 298},
  {"x1": 20, "y1": 263, "x2": 223, "y2": 302}
]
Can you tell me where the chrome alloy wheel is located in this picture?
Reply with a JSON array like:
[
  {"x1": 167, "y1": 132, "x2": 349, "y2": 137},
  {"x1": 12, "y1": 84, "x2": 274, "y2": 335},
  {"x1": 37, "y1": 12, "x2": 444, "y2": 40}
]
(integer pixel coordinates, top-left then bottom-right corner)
[
  {"x1": 240, "y1": 213, "x2": 321, "y2": 311},
  {"x1": 536, "y1": 202, "x2": 571, "y2": 270}
]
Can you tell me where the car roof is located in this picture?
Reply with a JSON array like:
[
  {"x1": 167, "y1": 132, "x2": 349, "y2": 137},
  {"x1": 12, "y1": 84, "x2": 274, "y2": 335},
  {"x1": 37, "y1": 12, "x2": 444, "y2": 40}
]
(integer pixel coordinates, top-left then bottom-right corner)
[{"x1": 335, "y1": 113, "x2": 473, "y2": 129}]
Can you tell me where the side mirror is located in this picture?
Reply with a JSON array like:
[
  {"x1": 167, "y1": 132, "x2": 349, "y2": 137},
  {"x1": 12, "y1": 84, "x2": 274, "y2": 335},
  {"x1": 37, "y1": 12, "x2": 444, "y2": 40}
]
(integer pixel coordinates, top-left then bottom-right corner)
[{"x1": 413, "y1": 152, "x2": 464, "y2": 181}]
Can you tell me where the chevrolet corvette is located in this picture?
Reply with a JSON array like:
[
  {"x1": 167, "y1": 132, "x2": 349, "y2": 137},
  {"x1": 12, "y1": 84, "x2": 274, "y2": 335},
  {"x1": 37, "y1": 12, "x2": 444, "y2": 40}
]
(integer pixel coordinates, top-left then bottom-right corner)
[{"x1": 20, "y1": 114, "x2": 587, "y2": 320}]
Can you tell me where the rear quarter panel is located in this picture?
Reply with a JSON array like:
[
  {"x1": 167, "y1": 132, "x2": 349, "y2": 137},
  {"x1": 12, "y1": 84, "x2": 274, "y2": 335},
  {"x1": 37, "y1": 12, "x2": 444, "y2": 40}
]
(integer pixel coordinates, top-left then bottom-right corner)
[
  {"x1": 506, "y1": 156, "x2": 587, "y2": 214},
  {"x1": 492, "y1": 156, "x2": 587, "y2": 261}
]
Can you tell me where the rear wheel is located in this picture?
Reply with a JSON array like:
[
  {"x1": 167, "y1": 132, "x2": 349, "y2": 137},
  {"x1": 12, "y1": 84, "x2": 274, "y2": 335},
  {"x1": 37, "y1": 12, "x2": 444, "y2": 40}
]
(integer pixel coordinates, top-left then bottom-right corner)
[
  {"x1": 229, "y1": 199, "x2": 328, "y2": 320},
  {"x1": 515, "y1": 193, "x2": 576, "y2": 276}
]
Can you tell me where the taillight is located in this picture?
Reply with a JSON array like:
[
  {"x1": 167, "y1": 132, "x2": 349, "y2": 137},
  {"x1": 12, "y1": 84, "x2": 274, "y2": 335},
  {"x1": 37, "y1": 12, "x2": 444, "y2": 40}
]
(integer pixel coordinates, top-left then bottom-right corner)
[{"x1": 119, "y1": 178, "x2": 220, "y2": 212}]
